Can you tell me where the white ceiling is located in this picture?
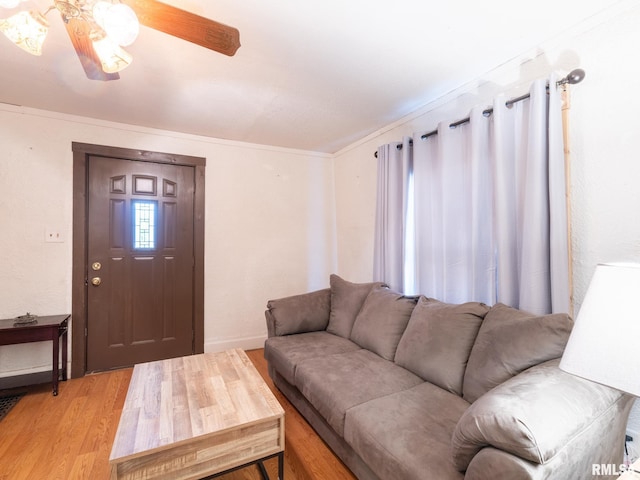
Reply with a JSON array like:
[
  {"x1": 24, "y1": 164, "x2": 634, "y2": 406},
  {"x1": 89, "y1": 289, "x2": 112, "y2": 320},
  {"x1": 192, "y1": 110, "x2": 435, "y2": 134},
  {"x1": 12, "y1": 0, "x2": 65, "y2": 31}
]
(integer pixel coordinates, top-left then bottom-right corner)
[{"x1": 0, "y1": 0, "x2": 626, "y2": 153}]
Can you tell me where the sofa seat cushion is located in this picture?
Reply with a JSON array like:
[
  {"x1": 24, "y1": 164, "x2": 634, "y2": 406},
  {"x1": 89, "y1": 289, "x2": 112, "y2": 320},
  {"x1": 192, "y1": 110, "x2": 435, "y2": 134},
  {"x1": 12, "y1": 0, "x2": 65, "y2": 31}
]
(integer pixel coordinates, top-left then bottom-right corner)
[
  {"x1": 264, "y1": 331, "x2": 361, "y2": 385},
  {"x1": 395, "y1": 297, "x2": 489, "y2": 395},
  {"x1": 294, "y1": 349, "x2": 423, "y2": 435},
  {"x1": 462, "y1": 303, "x2": 574, "y2": 403},
  {"x1": 345, "y1": 382, "x2": 469, "y2": 480}
]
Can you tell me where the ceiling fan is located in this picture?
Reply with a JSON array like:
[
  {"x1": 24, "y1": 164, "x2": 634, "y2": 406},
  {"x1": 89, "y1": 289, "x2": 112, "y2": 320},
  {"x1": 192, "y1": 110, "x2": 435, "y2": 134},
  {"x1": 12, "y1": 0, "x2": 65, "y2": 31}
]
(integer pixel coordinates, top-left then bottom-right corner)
[{"x1": 0, "y1": 0, "x2": 241, "y2": 81}]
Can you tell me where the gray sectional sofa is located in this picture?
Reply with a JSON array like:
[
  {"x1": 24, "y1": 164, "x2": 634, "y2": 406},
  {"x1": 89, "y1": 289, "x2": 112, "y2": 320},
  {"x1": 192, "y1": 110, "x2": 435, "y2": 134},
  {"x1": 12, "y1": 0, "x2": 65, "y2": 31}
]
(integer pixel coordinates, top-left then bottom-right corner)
[{"x1": 264, "y1": 275, "x2": 634, "y2": 480}]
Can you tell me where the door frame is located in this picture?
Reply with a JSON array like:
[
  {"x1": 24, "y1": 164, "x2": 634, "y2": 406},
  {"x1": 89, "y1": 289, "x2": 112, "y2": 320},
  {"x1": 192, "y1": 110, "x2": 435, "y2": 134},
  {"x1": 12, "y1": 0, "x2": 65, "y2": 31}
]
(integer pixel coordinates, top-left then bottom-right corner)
[{"x1": 71, "y1": 142, "x2": 206, "y2": 378}]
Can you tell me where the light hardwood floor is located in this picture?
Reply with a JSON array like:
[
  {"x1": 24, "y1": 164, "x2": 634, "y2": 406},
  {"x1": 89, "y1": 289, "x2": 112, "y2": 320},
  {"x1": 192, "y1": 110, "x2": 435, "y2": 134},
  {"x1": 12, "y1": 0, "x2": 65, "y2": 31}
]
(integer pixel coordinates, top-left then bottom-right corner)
[{"x1": 0, "y1": 349, "x2": 356, "y2": 480}]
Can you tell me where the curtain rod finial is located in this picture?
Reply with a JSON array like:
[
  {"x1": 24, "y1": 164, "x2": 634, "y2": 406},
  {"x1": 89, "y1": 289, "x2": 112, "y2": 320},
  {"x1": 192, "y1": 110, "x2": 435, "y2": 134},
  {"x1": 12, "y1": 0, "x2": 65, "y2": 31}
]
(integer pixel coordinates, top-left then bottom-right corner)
[{"x1": 559, "y1": 68, "x2": 586, "y2": 86}]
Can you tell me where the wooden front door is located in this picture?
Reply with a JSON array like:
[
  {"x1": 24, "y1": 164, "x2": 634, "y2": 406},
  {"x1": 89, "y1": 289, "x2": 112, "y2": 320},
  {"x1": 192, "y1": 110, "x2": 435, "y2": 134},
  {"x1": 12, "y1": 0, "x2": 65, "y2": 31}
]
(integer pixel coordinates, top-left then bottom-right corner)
[{"x1": 86, "y1": 156, "x2": 195, "y2": 371}]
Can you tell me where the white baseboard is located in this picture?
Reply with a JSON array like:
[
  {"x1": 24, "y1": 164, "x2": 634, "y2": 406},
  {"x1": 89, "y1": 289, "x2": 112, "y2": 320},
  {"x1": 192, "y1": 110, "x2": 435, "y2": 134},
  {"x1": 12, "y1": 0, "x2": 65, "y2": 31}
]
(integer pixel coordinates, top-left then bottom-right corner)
[
  {"x1": 0, "y1": 364, "x2": 53, "y2": 378},
  {"x1": 204, "y1": 335, "x2": 267, "y2": 353}
]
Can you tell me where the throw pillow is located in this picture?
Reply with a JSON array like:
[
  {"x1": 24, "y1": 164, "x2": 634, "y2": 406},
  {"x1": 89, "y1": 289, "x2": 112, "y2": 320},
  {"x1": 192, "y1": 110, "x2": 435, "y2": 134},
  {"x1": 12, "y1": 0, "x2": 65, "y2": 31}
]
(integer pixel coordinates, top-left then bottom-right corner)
[
  {"x1": 326, "y1": 274, "x2": 385, "y2": 338},
  {"x1": 462, "y1": 303, "x2": 573, "y2": 403},
  {"x1": 394, "y1": 297, "x2": 489, "y2": 395},
  {"x1": 350, "y1": 286, "x2": 418, "y2": 361}
]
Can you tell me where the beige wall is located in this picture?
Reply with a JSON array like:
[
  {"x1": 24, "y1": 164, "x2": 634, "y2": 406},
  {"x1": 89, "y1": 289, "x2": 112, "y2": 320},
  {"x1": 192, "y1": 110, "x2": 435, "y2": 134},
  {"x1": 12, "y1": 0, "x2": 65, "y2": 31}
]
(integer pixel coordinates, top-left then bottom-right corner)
[
  {"x1": 0, "y1": 106, "x2": 336, "y2": 377},
  {"x1": 333, "y1": 2, "x2": 640, "y2": 436}
]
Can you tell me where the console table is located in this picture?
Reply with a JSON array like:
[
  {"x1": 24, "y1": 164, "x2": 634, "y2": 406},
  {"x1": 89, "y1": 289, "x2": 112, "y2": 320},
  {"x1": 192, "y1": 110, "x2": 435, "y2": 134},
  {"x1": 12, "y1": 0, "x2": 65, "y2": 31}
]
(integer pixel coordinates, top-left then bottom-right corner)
[{"x1": 0, "y1": 314, "x2": 70, "y2": 396}]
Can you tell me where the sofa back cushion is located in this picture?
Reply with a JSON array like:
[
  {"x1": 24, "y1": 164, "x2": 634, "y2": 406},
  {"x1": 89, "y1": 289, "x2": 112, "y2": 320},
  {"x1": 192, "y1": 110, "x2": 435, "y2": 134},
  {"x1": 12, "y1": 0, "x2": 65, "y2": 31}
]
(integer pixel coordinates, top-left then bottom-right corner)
[
  {"x1": 462, "y1": 303, "x2": 573, "y2": 403},
  {"x1": 350, "y1": 286, "x2": 418, "y2": 361},
  {"x1": 394, "y1": 297, "x2": 489, "y2": 395},
  {"x1": 326, "y1": 274, "x2": 385, "y2": 338}
]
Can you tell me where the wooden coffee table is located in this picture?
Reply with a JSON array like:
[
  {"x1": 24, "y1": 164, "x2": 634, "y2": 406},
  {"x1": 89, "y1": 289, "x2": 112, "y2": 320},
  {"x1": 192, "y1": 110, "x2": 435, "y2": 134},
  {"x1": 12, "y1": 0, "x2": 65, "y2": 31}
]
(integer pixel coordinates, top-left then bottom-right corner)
[{"x1": 109, "y1": 349, "x2": 285, "y2": 480}]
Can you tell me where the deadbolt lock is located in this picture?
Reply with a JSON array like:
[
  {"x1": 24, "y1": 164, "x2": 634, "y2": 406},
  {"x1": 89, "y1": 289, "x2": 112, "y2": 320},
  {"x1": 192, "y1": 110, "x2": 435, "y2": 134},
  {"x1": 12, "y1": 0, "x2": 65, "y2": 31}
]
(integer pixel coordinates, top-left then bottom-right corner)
[
  {"x1": 91, "y1": 277, "x2": 102, "y2": 286},
  {"x1": 91, "y1": 262, "x2": 102, "y2": 271}
]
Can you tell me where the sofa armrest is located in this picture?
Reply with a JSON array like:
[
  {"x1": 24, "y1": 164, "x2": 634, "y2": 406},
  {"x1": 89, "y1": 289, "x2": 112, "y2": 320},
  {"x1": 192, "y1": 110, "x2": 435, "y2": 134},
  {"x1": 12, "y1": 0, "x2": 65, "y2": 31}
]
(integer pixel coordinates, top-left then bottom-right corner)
[
  {"x1": 265, "y1": 288, "x2": 331, "y2": 337},
  {"x1": 451, "y1": 358, "x2": 632, "y2": 472},
  {"x1": 463, "y1": 441, "x2": 629, "y2": 480}
]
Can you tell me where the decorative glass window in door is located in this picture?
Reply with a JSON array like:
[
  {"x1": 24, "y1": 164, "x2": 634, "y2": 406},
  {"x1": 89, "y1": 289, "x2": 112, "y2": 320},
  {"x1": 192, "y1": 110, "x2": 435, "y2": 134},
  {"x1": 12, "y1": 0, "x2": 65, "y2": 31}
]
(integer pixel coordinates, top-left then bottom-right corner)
[{"x1": 133, "y1": 200, "x2": 156, "y2": 249}]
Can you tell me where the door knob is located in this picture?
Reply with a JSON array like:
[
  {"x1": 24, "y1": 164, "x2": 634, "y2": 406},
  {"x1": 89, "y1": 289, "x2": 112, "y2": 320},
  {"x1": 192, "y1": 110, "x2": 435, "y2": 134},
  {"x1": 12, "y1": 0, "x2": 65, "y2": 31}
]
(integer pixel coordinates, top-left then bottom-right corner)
[{"x1": 91, "y1": 277, "x2": 102, "y2": 286}]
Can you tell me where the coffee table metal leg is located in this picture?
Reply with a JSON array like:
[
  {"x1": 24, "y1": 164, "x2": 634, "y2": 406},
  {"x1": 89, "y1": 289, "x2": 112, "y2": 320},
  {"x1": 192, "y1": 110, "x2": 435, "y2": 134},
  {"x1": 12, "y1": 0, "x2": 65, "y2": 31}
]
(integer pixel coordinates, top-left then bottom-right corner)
[
  {"x1": 257, "y1": 461, "x2": 269, "y2": 479},
  {"x1": 278, "y1": 451, "x2": 284, "y2": 480},
  {"x1": 257, "y1": 452, "x2": 284, "y2": 480}
]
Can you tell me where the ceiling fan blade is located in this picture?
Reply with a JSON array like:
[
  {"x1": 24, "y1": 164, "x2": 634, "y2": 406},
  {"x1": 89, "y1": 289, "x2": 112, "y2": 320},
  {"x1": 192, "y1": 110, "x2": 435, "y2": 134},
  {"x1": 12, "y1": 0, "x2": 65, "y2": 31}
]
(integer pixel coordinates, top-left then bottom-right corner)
[
  {"x1": 121, "y1": 0, "x2": 240, "y2": 56},
  {"x1": 64, "y1": 17, "x2": 119, "y2": 81}
]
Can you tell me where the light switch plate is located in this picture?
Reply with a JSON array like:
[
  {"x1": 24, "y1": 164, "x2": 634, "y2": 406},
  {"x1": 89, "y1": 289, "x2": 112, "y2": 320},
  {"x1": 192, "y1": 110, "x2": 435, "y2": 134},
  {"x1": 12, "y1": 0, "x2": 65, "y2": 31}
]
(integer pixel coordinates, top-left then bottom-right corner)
[{"x1": 45, "y1": 229, "x2": 64, "y2": 243}]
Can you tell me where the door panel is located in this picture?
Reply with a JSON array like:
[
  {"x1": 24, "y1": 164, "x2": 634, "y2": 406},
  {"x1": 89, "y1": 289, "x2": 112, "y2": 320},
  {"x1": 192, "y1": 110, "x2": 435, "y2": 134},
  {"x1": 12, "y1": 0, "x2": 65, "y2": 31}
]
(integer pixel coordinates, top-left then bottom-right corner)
[{"x1": 87, "y1": 156, "x2": 195, "y2": 371}]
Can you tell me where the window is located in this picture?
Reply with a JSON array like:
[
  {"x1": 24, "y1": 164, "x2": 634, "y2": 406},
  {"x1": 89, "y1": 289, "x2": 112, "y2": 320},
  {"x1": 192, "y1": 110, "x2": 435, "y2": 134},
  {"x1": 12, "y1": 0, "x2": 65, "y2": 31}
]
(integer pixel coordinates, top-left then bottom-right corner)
[{"x1": 133, "y1": 201, "x2": 156, "y2": 249}]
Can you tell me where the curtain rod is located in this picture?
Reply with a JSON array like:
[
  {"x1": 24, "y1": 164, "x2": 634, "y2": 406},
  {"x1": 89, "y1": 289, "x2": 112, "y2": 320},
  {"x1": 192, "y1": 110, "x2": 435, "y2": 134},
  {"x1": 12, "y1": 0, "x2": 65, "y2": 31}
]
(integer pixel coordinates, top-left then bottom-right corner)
[{"x1": 374, "y1": 69, "x2": 585, "y2": 157}]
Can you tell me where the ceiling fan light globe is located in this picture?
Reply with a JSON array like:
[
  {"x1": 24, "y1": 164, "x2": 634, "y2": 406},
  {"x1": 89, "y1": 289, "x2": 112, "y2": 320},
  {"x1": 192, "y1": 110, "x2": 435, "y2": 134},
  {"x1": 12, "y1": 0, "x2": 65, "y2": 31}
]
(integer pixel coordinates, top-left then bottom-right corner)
[
  {"x1": 103, "y1": 3, "x2": 139, "y2": 46},
  {"x1": 0, "y1": 10, "x2": 48, "y2": 56},
  {"x1": 92, "y1": 1, "x2": 111, "y2": 29},
  {"x1": 92, "y1": 34, "x2": 132, "y2": 73},
  {"x1": 0, "y1": 0, "x2": 23, "y2": 8}
]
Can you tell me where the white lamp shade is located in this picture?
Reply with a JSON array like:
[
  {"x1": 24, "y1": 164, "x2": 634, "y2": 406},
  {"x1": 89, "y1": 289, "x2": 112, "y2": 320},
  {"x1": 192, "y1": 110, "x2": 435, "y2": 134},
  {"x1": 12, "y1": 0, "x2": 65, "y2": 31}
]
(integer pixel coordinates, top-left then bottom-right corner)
[{"x1": 560, "y1": 263, "x2": 640, "y2": 396}]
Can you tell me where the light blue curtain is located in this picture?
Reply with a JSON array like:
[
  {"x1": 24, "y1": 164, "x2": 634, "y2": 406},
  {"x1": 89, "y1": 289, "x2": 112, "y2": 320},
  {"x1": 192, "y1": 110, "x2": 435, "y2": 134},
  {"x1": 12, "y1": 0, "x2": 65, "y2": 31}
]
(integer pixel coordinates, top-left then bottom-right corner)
[{"x1": 374, "y1": 74, "x2": 570, "y2": 314}]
